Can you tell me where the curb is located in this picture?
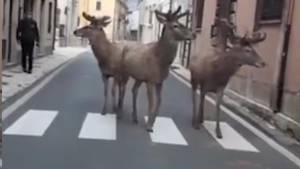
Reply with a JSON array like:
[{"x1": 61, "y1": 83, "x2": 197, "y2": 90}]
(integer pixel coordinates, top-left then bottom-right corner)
[{"x1": 2, "y1": 50, "x2": 88, "y2": 107}]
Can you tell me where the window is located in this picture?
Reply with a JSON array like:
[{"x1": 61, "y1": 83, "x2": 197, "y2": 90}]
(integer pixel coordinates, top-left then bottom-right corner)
[
  {"x1": 59, "y1": 24, "x2": 65, "y2": 37},
  {"x1": 48, "y1": 2, "x2": 53, "y2": 33},
  {"x1": 194, "y1": 0, "x2": 205, "y2": 29},
  {"x1": 96, "y1": 1, "x2": 101, "y2": 11},
  {"x1": 148, "y1": 10, "x2": 153, "y2": 25},
  {"x1": 256, "y1": 0, "x2": 283, "y2": 25}
]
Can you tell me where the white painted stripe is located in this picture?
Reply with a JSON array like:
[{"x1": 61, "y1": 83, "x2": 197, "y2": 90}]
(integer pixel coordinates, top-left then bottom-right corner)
[
  {"x1": 145, "y1": 117, "x2": 188, "y2": 146},
  {"x1": 204, "y1": 121, "x2": 259, "y2": 152},
  {"x1": 171, "y1": 71, "x2": 300, "y2": 167},
  {"x1": 2, "y1": 59, "x2": 74, "y2": 120},
  {"x1": 79, "y1": 113, "x2": 116, "y2": 140},
  {"x1": 4, "y1": 110, "x2": 58, "y2": 137}
]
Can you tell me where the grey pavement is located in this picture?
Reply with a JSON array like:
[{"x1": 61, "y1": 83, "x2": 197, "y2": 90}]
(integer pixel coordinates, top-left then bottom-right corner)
[{"x1": 2, "y1": 52, "x2": 300, "y2": 169}]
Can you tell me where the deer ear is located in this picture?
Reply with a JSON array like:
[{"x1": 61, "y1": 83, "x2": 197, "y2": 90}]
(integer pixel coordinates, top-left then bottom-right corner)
[
  {"x1": 155, "y1": 10, "x2": 167, "y2": 24},
  {"x1": 102, "y1": 20, "x2": 111, "y2": 27}
]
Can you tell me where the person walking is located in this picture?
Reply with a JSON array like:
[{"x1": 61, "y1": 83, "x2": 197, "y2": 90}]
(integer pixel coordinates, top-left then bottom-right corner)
[{"x1": 16, "y1": 12, "x2": 40, "y2": 74}]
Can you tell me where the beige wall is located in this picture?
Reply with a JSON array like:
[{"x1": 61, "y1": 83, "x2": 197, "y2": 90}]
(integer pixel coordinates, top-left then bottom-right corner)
[
  {"x1": 191, "y1": 0, "x2": 217, "y2": 58},
  {"x1": 0, "y1": 0, "x2": 3, "y2": 73},
  {"x1": 281, "y1": 1, "x2": 300, "y2": 121},
  {"x1": 79, "y1": 0, "x2": 116, "y2": 40},
  {"x1": 229, "y1": 0, "x2": 282, "y2": 107}
]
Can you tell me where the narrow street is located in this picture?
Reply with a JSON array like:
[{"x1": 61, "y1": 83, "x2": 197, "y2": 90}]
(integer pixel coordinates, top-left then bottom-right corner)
[{"x1": 2, "y1": 52, "x2": 299, "y2": 169}]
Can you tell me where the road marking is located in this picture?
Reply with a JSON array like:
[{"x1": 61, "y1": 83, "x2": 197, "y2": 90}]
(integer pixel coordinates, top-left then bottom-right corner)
[
  {"x1": 4, "y1": 110, "x2": 58, "y2": 137},
  {"x1": 145, "y1": 117, "x2": 188, "y2": 146},
  {"x1": 171, "y1": 71, "x2": 300, "y2": 167},
  {"x1": 204, "y1": 121, "x2": 259, "y2": 152},
  {"x1": 2, "y1": 58, "x2": 75, "y2": 120},
  {"x1": 79, "y1": 113, "x2": 116, "y2": 140}
]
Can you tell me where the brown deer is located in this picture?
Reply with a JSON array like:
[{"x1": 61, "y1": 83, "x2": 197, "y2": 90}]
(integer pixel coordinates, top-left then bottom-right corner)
[
  {"x1": 119, "y1": 7, "x2": 196, "y2": 132},
  {"x1": 189, "y1": 20, "x2": 267, "y2": 139},
  {"x1": 74, "y1": 13, "x2": 128, "y2": 116}
]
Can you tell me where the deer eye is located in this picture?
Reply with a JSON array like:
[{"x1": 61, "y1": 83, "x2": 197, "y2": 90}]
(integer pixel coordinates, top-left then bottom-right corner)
[{"x1": 173, "y1": 24, "x2": 179, "y2": 28}]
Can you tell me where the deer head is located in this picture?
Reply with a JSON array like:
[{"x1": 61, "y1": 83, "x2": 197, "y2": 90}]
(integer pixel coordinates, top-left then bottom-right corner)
[
  {"x1": 73, "y1": 12, "x2": 111, "y2": 39},
  {"x1": 155, "y1": 6, "x2": 196, "y2": 41},
  {"x1": 228, "y1": 31, "x2": 267, "y2": 68},
  {"x1": 74, "y1": 24, "x2": 97, "y2": 38}
]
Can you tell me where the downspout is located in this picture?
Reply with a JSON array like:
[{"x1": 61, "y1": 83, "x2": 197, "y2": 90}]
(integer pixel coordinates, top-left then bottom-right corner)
[
  {"x1": 275, "y1": 0, "x2": 295, "y2": 112},
  {"x1": 52, "y1": 0, "x2": 57, "y2": 50},
  {"x1": 7, "y1": 0, "x2": 14, "y2": 62}
]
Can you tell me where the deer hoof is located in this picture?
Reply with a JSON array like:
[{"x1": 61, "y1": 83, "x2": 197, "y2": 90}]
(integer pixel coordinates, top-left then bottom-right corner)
[
  {"x1": 146, "y1": 127, "x2": 153, "y2": 133},
  {"x1": 117, "y1": 114, "x2": 123, "y2": 120},
  {"x1": 133, "y1": 119, "x2": 138, "y2": 124},
  {"x1": 216, "y1": 130, "x2": 223, "y2": 139},
  {"x1": 113, "y1": 106, "x2": 118, "y2": 113},
  {"x1": 194, "y1": 125, "x2": 201, "y2": 130}
]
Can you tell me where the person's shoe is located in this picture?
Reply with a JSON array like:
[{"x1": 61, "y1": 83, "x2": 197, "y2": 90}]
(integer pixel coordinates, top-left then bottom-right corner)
[{"x1": 27, "y1": 70, "x2": 32, "y2": 74}]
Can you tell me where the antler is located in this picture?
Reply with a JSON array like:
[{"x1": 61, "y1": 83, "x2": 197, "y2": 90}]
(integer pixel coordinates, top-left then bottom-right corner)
[
  {"x1": 172, "y1": 6, "x2": 182, "y2": 17},
  {"x1": 176, "y1": 10, "x2": 189, "y2": 19},
  {"x1": 82, "y1": 12, "x2": 111, "y2": 27},
  {"x1": 82, "y1": 12, "x2": 96, "y2": 22},
  {"x1": 100, "y1": 16, "x2": 112, "y2": 27},
  {"x1": 155, "y1": 6, "x2": 185, "y2": 21}
]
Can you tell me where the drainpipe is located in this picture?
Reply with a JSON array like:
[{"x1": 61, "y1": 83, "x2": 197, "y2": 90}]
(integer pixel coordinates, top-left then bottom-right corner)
[
  {"x1": 169, "y1": 0, "x2": 173, "y2": 11},
  {"x1": 7, "y1": 0, "x2": 14, "y2": 63},
  {"x1": 52, "y1": 0, "x2": 57, "y2": 50},
  {"x1": 275, "y1": 0, "x2": 295, "y2": 112}
]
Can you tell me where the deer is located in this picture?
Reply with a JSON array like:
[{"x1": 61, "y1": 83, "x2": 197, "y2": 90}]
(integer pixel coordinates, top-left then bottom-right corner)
[
  {"x1": 119, "y1": 7, "x2": 196, "y2": 132},
  {"x1": 73, "y1": 13, "x2": 128, "y2": 117},
  {"x1": 189, "y1": 17, "x2": 267, "y2": 139}
]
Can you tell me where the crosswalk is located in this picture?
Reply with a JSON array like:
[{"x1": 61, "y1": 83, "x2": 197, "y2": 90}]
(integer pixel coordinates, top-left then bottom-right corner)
[{"x1": 4, "y1": 109, "x2": 259, "y2": 153}]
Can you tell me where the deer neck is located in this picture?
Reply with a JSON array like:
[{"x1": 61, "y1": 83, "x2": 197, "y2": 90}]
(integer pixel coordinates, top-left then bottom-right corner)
[
  {"x1": 156, "y1": 26, "x2": 179, "y2": 66},
  {"x1": 90, "y1": 33, "x2": 113, "y2": 57}
]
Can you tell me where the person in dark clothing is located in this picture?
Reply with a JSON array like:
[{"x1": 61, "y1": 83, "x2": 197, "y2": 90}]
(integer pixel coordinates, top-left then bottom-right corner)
[{"x1": 16, "y1": 12, "x2": 40, "y2": 74}]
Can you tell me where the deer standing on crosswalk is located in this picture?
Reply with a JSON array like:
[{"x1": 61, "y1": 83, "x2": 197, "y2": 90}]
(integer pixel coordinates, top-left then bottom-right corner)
[
  {"x1": 189, "y1": 18, "x2": 267, "y2": 139},
  {"x1": 74, "y1": 13, "x2": 128, "y2": 117},
  {"x1": 119, "y1": 7, "x2": 196, "y2": 132}
]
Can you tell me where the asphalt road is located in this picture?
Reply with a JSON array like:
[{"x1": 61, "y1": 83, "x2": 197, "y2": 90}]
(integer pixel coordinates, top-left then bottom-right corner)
[{"x1": 3, "y1": 52, "x2": 300, "y2": 169}]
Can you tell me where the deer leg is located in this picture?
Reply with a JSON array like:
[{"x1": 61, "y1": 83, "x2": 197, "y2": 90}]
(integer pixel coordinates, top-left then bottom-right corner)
[
  {"x1": 153, "y1": 83, "x2": 163, "y2": 124},
  {"x1": 132, "y1": 80, "x2": 142, "y2": 124},
  {"x1": 196, "y1": 88, "x2": 206, "y2": 129},
  {"x1": 215, "y1": 89, "x2": 224, "y2": 139},
  {"x1": 111, "y1": 78, "x2": 118, "y2": 113},
  {"x1": 146, "y1": 83, "x2": 154, "y2": 132},
  {"x1": 101, "y1": 75, "x2": 109, "y2": 115},
  {"x1": 117, "y1": 81, "x2": 126, "y2": 119},
  {"x1": 191, "y1": 83, "x2": 198, "y2": 128}
]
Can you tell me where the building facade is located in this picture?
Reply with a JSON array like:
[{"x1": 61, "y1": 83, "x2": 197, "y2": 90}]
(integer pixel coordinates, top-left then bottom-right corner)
[
  {"x1": 2, "y1": 0, "x2": 57, "y2": 67},
  {"x1": 1, "y1": 0, "x2": 3, "y2": 81},
  {"x1": 127, "y1": 0, "x2": 139, "y2": 40},
  {"x1": 189, "y1": 0, "x2": 300, "y2": 139}
]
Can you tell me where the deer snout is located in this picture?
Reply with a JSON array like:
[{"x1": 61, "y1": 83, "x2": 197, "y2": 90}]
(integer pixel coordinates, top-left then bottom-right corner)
[{"x1": 255, "y1": 61, "x2": 267, "y2": 68}]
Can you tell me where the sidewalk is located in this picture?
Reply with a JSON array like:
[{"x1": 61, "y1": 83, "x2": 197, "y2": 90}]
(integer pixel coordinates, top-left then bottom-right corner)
[
  {"x1": 2, "y1": 47, "x2": 88, "y2": 103},
  {"x1": 170, "y1": 63, "x2": 300, "y2": 156}
]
